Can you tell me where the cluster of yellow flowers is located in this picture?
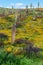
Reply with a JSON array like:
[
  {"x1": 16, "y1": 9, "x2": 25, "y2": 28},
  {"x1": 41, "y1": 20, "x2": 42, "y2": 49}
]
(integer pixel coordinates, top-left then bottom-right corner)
[
  {"x1": 6, "y1": 47, "x2": 12, "y2": 53},
  {"x1": 0, "y1": 15, "x2": 43, "y2": 48}
]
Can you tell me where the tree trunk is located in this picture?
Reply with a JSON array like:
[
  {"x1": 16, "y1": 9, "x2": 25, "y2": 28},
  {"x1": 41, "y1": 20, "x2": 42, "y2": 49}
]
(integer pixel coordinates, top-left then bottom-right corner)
[{"x1": 11, "y1": 24, "x2": 16, "y2": 44}]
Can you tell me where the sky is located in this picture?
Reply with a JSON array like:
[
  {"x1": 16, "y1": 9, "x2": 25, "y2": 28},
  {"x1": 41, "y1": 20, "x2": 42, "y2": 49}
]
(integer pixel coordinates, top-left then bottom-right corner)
[{"x1": 0, "y1": 0, "x2": 43, "y2": 8}]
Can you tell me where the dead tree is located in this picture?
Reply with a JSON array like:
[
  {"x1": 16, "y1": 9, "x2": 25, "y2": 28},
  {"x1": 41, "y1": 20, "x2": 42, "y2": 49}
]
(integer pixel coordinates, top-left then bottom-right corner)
[
  {"x1": 11, "y1": 10, "x2": 20, "y2": 44},
  {"x1": 11, "y1": 24, "x2": 16, "y2": 44}
]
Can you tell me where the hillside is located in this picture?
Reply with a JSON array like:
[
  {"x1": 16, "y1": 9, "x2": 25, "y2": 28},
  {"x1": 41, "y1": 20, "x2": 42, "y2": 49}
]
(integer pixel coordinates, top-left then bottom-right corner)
[
  {"x1": 0, "y1": 7, "x2": 43, "y2": 65},
  {"x1": 0, "y1": 12, "x2": 43, "y2": 48}
]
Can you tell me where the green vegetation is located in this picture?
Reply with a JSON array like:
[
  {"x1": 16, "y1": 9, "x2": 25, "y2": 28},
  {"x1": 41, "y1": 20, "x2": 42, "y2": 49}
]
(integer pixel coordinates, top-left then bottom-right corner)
[
  {"x1": 0, "y1": 48, "x2": 43, "y2": 65},
  {"x1": 0, "y1": 8, "x2": 43, "y2": 65}
]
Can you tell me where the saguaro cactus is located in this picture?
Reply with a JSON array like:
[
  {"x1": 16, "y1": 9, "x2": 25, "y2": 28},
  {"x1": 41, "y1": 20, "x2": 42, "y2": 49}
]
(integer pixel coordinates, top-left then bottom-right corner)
[
  {"x1": 30, "y1": 3, "x2": 33, "y2": 9},
  {"x1": 38, "y1": 2, "x2": 40, "y2": 10},
  {"x1": 26, "y1": 5, "x2": 28, "y2": 16},
  {"x1": 12, "y1": 5, "x2": 14, "y2": 14}
]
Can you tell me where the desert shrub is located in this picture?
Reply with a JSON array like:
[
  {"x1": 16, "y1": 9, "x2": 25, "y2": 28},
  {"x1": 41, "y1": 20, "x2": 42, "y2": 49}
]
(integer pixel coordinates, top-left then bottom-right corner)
[
  {"x1": 5, "y1": 16, "x2": 13, "y2": 22},
  {"x1": 15, "y1": 38, "x2": 32, "y2": 44},
  {"x1": 15, "y1": 39, "x2": 25, "y2": 44},
  {"x1": 32, "y1": 17, "x2": 37, "y2": 21},
  {"x1": 0, "y1": 33, "x2": 8, "y2": 42},
  {"x1": 16, "y1": 22, "x2": 22, "y2": 28},
  {"x1": 24, "y1": 42, "x2": 41, "y2": 58},
  {"x1": 0, "y1": 42, "x2": 4, "y2": 48},
  {"x1": 0, "y1": 33, "x2": 8, "y2": 47}
]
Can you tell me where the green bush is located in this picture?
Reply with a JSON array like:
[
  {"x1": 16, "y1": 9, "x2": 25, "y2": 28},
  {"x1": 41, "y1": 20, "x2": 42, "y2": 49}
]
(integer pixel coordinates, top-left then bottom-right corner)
[
  {"x1": 0, "y1": 48, "x2": 43, "y2": 65},
  {"x1": 20, "y1": 57, "x2": 43, "y2": 65},
  {"x1": 0, "y1": 50, "x2": 20, "y2": 65}
]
